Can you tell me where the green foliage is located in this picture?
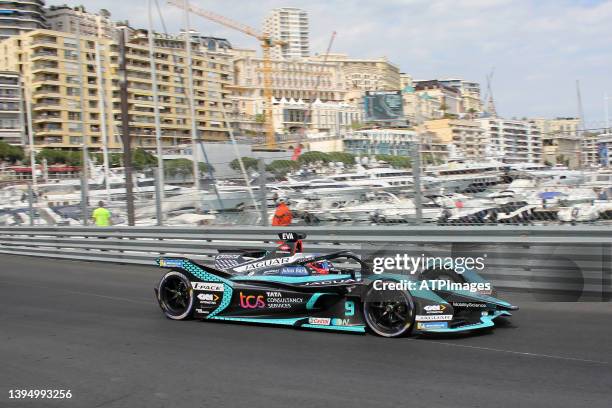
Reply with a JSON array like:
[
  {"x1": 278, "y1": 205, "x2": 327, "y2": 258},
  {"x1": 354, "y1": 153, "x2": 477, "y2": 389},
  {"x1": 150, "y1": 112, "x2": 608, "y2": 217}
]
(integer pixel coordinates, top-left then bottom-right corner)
[
  {"x1": 132, "y1": 148, "x2": 157, "y2": 170},
  {"x1": 0, "y1": 141, "x2": 24, "y2": 163},
  {"x1": 266, "y1": 160, "x2": 299, "y2": 176},
  {"x1": 350, "y1": 122, "x2": 364, "y2": 130},
  {"x1": 92, "y1": 152, "x2": 116, "y2": 167},
  {"x1": 327, "y1": 151, "x2": 356, "y2": 165},
  {"x1": 163, "y1": 159, "x2": 215, "y2": 177},
  {"x1": 230, "y1": 157, "x2": 259, "y2": 172},
  {"x1": 36, "y1": 148, "x2": 82, "y2": 166},
  {"x1": 199, "y1": 162, "x2": 214, "y2": 174},
  {"x1": 255, "y1": 114, "x2": 265, "y2": 123},
  {"x1": 375, "y1": 154, "x2": 412, "y2": 169},
  {"x1": 297, "y1": 151, "x2": 330, "y2": 165}
]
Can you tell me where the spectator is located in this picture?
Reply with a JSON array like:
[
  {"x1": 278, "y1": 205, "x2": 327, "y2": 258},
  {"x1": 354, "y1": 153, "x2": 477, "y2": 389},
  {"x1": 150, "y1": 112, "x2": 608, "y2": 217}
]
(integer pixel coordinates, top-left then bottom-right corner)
[
  {"x1": 92, "y1": 201, "x2": 111, "y2": 227},
  {"x1": 272, "y1": 197, "x2": 292, "y2": 226}
]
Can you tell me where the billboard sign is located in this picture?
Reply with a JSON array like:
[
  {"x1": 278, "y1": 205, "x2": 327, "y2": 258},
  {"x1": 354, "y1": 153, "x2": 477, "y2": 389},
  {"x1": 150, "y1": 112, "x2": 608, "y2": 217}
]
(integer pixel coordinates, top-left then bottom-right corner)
[{"x1": 364, "y1": 90, "x2": 404, "y2": 121}]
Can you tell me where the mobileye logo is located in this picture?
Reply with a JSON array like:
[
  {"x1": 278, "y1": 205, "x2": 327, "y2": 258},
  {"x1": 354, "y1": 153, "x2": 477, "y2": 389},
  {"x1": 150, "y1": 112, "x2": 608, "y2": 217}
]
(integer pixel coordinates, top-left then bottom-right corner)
[{"x1": 239, "y1": 292, "x2": 266, "y2": 309}]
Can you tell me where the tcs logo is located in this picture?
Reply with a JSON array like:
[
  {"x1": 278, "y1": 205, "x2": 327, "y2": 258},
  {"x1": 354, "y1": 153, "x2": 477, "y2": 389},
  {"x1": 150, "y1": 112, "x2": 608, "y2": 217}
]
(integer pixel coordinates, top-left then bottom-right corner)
[{"x1": 239, "y1": 292, "x2": 266, "y2": 309}]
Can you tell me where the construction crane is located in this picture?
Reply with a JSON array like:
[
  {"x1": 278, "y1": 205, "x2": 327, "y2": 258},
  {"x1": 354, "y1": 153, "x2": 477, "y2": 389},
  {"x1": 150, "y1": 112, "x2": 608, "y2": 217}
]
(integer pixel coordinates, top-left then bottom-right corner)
[
  {"x1": 483, "y1": 67, "x2": 497, "y2": 117},
  {"x1": 167, "y1": 0, "x2": 285, "y2": 148}
]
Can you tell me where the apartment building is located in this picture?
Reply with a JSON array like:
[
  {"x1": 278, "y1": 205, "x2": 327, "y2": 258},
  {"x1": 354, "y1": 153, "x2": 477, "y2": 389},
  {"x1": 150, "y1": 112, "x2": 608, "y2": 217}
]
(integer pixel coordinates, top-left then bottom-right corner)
[
  {"x1": 414, "y1": 80, "x2": 463, "y2": 117},
  {"x1": 530, "y1": 117, "x2": 581, "y2": 168},
  {"x1": 123, "y1": 30, "x2": 233, "y2": 146},
  {"x1": 438, "y1": 79, "x2": 483, "y2": 115},
  {"x1": 229, "y1": 55, "x2": 347, "y2": 134},
  {"x1": 596, "y1": 133, "x2": 611, "y2": 167},
  {"x1": 264, "y1": 8, "x2": 310, "y2": 60},
  {"x1": 0, "y1": 0, "x2": 48, "y2": 40},
  {"x1": 0, "y1": 71, "x2": 23, "y2": 144},
  {"x1": 0, "y1": 28, "x2": 232, "y2": 150},
  {"x1": 582, "y1": 131, "x2": 601, "y2": 167},
  {"x1": 45, "y1": 5, "x2": 116, "y2": 39},
  {"x1": 423, "y1": 119, "x2": 485, "y2": 159},
  {"x1": 477, "y1": 118, "x2": 542, "y2": 163},
  {"x1": 310, "y1": 53, "x2": 401, "y2": 93}
]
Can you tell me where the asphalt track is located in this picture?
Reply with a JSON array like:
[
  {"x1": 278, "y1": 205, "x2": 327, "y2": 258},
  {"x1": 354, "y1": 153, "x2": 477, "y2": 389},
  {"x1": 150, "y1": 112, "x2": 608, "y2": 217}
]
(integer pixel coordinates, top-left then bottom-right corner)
[{"x1": 1, "y1": 254, "x2": 611, "y2": 408}]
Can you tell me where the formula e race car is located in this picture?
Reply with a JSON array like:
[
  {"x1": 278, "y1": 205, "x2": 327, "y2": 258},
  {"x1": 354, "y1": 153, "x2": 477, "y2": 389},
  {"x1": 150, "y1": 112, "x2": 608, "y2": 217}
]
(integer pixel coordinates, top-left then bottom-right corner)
[{"x1": 154, "y1": 232, "x2": 518, "y2": 337}]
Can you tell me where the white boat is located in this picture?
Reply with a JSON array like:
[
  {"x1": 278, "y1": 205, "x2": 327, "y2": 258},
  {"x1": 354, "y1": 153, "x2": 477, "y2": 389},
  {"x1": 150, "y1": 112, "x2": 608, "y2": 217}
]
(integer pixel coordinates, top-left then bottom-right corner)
[{"x1": 425, "y1": 160, "x2": 508, "y2": 192}]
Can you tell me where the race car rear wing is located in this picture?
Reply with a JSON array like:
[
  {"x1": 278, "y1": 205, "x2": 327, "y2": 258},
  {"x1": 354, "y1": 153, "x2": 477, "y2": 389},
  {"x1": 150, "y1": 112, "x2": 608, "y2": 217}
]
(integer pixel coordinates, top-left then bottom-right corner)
[{"x1": 277, "y1": 232, "x2": 306, "y2": 254}]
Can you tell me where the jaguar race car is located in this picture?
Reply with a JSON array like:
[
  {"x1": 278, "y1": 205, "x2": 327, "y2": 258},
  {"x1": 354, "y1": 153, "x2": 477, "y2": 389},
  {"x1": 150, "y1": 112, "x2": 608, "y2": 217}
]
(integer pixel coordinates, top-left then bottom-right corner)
[{"x1": 154, "y1": 232, "x2": 518, "y2": 337}]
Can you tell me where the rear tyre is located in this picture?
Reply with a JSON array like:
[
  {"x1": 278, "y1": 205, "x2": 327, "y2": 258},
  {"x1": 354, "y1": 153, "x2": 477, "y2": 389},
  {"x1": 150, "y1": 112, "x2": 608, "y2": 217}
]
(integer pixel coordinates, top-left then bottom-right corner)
[
  {"x1": 157, "y1": 271, "x2": 194, "y2": 320},
  {"x1": 363, "y1": 282, "x2": 415, "y2": 337}
]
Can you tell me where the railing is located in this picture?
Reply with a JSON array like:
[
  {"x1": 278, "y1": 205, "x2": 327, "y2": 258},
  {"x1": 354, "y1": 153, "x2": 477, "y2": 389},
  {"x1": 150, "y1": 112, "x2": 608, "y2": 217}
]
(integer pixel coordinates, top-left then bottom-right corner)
[{"x1": 0, "y1": 226, "x2": 609, "y2": 300}]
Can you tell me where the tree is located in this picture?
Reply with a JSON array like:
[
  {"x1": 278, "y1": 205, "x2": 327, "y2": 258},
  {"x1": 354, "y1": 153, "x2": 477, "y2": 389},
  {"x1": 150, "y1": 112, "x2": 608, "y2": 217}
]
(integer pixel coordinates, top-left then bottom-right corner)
[
  {"x1": 297, "y1": 151, "x2": 330, "y2": 165},
  {"x1": 230, "y1": 157, "x2": 259, "y2": 172},
  {"x1": 163, "y1": 158, "x2": 214, "y2": 178},
  {"x1": 36, "y1": 148, "x2": 82, "y2": 166},
  {"x1": 254, "y1": 114, "x2": 265, "y2": 123},
  {"x1": 266, "y1": 160, "x2": 299, "y2": 176},
  {"x1": 327, "y1": 151, "x2": 356, "y2": 166},
  {"x1": 199, "y1": 162, "x2": 215, "y2": 174},
  {"x1": 375, "y1": 154, "x2": 411, "y2": 169},
  {"x1": 132, "y1": 148, "x2": 157, "y2": 170},
  {"x1": 0, "y1": 141, "x2": 24, "y2": 163}
]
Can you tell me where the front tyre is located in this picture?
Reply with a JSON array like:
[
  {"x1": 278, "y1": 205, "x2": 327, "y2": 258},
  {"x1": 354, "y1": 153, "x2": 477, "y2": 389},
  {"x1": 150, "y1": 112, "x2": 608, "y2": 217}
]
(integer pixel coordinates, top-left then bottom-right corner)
[
  {"x1": 157, "y1": 271, "x2": 194, "y2": 320},
  {"x1": 363, "y1": 282, "x2": 415, "y2": 337}
]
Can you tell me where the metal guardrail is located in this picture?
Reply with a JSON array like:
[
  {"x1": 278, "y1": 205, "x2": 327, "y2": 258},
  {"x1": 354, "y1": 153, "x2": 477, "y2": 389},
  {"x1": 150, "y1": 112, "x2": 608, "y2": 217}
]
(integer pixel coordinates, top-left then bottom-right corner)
[{"x1": 0, "y1": 226, "x2": 610, "y2": 300}]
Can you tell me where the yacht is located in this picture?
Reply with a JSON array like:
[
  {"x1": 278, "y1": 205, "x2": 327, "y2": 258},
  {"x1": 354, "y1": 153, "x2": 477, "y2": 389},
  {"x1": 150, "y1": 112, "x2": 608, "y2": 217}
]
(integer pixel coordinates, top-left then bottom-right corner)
[{"x1": 425, "y1": 160, "x2": 508, "y2": 193}]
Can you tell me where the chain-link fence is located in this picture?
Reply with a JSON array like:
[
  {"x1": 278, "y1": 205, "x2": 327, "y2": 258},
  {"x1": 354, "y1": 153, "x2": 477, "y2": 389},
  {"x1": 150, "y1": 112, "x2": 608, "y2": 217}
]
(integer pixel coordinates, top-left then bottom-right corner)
[{"x1": 2, "y1": 139, "x2": 612, "y2": 227}]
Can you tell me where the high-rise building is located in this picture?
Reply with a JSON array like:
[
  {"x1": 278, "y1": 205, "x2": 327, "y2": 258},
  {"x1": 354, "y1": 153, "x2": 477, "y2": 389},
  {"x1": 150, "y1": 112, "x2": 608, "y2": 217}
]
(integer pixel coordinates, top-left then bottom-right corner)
[
  {"x1": 263, "y1": 8, "x2": 310, "y2": 60},
  {"x1": 311, "y1": 53, "x2": 401, "y2": 93},
  {"x1": 45, "y1": 5, "x2": 116, "y2": 39},
  {"x1": 477, "y1": 118, "x2": 542, "y2": 163},
  {"x1": 0, "y1": 71, "x2": 23, "y2": 145},
  {"x1": 0, "y1": 28, "x2": 233, "y2": 150},
  {"x1": 0, "y1": 1, "x2": 48, "y2": 40}
]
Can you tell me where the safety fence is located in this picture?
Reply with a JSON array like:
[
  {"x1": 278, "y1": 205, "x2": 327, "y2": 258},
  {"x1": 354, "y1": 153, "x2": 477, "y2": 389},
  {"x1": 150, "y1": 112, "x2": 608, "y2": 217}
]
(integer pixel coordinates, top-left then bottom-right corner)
[{"x1": 0, "y1": 225, "x2": 610, "y2": 301}]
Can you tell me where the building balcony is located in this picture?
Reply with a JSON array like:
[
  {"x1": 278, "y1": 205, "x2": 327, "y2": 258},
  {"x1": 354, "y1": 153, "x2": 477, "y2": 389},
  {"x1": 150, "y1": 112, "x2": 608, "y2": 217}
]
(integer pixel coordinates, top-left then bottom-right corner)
[{"x1": 31, "y1": 50, "x2": 58, "y2": 59}]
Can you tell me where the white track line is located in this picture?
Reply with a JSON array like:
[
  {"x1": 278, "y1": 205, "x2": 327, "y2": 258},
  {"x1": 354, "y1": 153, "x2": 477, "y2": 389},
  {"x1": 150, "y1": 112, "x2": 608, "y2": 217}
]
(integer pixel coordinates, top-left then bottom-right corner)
[{"x1": 422, "y1": 340, "x2": 609, "y2": 365}]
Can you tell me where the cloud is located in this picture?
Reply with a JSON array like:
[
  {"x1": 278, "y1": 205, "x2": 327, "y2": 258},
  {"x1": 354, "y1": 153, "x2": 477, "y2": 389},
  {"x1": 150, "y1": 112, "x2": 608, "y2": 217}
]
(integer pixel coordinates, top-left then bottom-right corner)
[{"x1": 47, "y1": 0, "x2": 612, "y2": 123}]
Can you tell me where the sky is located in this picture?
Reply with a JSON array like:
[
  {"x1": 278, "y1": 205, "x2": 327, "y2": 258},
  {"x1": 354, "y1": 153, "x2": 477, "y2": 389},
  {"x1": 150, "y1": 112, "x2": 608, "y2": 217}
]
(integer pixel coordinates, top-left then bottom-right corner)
[{"x1": 48, "y1": 0, "x2": 612, "y2": 128}]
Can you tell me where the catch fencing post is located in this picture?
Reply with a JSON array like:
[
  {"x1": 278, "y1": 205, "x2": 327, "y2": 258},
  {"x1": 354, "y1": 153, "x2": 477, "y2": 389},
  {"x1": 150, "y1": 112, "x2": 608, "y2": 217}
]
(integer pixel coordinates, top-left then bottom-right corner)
[
  {"x1": 155, "y1": 167, "x2": 163, "y2": 226},
  {"x1": 411, "y1": 138, "x2": 422, "y2": 224},
  {"x1": 258, "y1": 159, "x2": 269, "y2": 226},
  {"x1": 27, "y1": 183, "x2": 34, "y2": 226}
]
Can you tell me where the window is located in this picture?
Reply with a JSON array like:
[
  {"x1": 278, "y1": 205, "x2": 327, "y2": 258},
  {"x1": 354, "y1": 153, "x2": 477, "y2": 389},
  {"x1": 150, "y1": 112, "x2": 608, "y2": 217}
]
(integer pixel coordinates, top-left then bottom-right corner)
[
  {"x1": 66, "y1": 88, "x2": 80, "y2": 96},
  {"x1": 68, "y1": 123, "x2": 83, "y2": 132},
  {"x1": 64, "y1": 38, "x2": 78, "y2": 48},
  {"x1": 64, "y1": 50, "x2": 78, "y2": 60}
]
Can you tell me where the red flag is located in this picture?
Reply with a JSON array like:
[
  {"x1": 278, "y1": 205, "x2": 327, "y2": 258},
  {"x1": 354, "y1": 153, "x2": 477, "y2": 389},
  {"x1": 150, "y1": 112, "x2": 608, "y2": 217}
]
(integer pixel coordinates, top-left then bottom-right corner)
[{"x1": 291, "y1": 145, "x2": 302, "y2": 161}]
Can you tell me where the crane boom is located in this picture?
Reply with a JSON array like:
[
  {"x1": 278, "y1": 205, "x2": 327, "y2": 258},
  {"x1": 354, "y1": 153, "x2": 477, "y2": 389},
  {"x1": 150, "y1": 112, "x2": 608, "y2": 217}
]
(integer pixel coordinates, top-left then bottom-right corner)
[
  {"x1": 168, "y1": 0, "x2": 263, "y2": 39},
  {"x1": 167, "y1": 0, "x2": 280, "y2": 148}
]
